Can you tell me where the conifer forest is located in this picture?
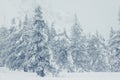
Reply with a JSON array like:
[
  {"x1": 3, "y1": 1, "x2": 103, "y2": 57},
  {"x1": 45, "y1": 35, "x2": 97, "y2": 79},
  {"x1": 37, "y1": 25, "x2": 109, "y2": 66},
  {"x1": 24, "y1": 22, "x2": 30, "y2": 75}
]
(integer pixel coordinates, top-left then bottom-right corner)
[{"x1": 0, "y1": 6, "x2": 120, "y2": 77}]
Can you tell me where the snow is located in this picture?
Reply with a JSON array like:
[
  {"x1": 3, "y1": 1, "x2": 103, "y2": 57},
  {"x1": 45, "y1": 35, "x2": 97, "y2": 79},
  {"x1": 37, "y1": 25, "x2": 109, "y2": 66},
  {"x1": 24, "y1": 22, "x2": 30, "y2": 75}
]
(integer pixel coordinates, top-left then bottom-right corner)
[{"x1": 0, "y1": 67, "x2": 120, "y2": 80}]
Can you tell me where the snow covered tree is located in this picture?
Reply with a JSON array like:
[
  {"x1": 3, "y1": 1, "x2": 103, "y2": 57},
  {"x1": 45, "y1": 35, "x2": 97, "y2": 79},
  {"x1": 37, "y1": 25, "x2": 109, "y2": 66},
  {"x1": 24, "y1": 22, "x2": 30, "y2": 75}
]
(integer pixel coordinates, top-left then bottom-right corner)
[
  {"x1": 23, "y1": 15, "x2": 28, "y2": 26},
  {"x1": 18, "y1": 20, "x2": 22, "y2": 30},
  {"x1": 9, "y1": 18, "x2": 17, "y2": 34},
  {"x1": 108, "y1": 28, "x2": 120, "y2": 71},
  {"x1": 47, "y1": 23, "x2": 57, "y2": 65},
  {"x1": 87, "y1": 32, "x2": 109, "y2": 71},
  {"x1": 0, "y1": 27, "x2": 9, "y2": 66},
  {"x1": 23, "y1": 6, "x2": 51, "y2": 76},
  {"x1": 0, "y1": 14, "x2": 30, "y2": 70},
  {"x1": 55, "y1": 29, "x2": 70, "y2": 71},
  {"x1": 0, "y1": 17, "x2": 22, "y2": 69},
  {"x1": 69, "y1": 15, "x2": 89, "y2": 72},
  {"x1": 48, "y1": 23, "x2": 57, "y2": 42},
  {"x1": 109, "y1": 27, "x2": 115, "y2": 38}
]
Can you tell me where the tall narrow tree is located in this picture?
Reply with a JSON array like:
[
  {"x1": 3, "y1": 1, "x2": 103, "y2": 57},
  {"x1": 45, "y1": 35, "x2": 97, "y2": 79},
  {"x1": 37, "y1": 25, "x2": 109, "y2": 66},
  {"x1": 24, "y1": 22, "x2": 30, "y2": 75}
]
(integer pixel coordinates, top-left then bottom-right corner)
[{"x1": 70, "y1": 15, "x2": 89, "y2": 72}]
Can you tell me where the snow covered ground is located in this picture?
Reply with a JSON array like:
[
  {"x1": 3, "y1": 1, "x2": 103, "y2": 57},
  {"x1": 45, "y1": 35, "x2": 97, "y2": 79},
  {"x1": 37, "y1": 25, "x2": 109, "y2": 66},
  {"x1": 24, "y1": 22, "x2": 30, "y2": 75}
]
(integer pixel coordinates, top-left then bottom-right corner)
[{"x1": 0, "y1": 67, "x2": 120, "y2": 80}]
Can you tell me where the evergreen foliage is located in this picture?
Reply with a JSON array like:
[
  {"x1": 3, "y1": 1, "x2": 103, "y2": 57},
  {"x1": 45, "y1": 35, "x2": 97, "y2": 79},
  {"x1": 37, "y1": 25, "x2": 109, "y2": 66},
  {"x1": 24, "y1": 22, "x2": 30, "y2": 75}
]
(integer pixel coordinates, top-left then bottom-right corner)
[{"x1": 0, "y1": 5, "x2": 120, "y2": 77}]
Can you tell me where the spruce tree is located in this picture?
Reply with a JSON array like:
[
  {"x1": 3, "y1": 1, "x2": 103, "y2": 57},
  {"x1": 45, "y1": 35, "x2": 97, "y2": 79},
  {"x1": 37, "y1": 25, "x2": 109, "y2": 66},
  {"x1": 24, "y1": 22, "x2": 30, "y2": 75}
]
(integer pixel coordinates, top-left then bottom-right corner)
[
  {"x1": 70, "y1": 15, "x2": 89, "y2": 72},
  {"x1": 109, "y1": 28, "x2": 120, "y2": 71},
  {"x1": 25, "y1": 6, "x2": 50, "y2": 76}
]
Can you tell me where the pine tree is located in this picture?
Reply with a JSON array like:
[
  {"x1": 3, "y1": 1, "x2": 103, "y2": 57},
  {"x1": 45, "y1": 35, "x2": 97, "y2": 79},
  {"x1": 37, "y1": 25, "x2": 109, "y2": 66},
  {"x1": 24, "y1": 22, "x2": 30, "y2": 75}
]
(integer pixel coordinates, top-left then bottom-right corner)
[
  {"x1": 87, "y1": 33, "x2": 109, "y2": 71},
  {"x1": 48, "y1": 23, "x2": 57, "y2": 42},
  {"x1": 56, "y1": 29, "x2": 70, "y2": 71},
  {"x1": 9, "y1": 18, "x2": 17, "y2": 34},
  {"x1": 23, "y1": 15, "x2": 28, "y2": 26},
  {"x1": 70, "y1": 15, "x2": 89, "y2": 72},
  {"x1": 110, "y1": 27, "x2": 115, "y2": 38},
  {"x1": 1, "y1": 15, "x2": 30, "y2": 70},
  {"x1": 24, "y1": 6, "x2": 51, "y2": 76},
  {"x1": 0, "y1": 27, "x2": 9, "y2": 66},
  {"x1": 109, "y1": 28, "x2": 120, "y2": 71}
]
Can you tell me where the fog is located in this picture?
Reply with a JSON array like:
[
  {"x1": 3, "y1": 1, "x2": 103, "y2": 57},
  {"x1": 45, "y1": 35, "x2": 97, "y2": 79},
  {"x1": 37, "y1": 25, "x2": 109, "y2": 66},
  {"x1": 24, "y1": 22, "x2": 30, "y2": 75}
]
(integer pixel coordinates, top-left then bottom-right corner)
[{"x1": 0, "y1": 0, "x2": 120, "y2": 39}]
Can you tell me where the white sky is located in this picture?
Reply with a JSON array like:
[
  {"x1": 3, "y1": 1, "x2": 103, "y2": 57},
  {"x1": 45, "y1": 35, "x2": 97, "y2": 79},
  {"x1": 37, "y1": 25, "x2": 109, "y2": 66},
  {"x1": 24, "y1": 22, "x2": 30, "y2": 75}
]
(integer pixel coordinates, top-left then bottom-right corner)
[{"x1": 0, "y1": 0, "x2": 120, "y2": 39}]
